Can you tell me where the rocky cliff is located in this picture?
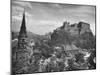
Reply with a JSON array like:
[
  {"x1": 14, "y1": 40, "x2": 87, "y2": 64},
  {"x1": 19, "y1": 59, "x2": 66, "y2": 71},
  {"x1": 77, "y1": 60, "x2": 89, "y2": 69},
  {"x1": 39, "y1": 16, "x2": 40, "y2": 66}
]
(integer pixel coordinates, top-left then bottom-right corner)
[{"x1": 51, "y1": 21, "x2": 95, "y2": 50}]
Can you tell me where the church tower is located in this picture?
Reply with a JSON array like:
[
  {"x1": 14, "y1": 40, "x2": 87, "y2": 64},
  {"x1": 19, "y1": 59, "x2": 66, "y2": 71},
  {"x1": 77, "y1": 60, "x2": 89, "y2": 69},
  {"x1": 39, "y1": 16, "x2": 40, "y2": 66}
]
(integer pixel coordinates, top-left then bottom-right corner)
[
  {"x1": 15, "y1": 11, "x2": 29, "y2": 73},
  {"x1": 18, "y1": 11, "x2": 27, "y2": 49},
  {"x1": 13, "y1": 10, "x2": 33, "y2": 74}
]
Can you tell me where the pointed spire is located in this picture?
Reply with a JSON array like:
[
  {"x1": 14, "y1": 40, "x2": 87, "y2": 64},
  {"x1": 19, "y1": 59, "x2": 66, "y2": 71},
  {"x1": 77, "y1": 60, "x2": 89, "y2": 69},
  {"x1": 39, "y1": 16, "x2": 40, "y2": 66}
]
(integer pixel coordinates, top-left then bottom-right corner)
[
  {"x1": 20, "y1": 9, "x2": 26, "y2": 33},
  {"x1": 18, "y1": 9, "x2": 27, "y2": 48}
]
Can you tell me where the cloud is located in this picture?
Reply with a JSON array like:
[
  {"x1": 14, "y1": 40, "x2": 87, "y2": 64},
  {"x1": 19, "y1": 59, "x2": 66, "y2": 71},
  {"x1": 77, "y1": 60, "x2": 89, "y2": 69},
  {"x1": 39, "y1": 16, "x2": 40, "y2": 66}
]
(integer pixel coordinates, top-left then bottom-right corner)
[
  {"x1": 11, "y1": 1, "x2": 95, "y2": 35},
  {"x1": 12, "y1": 15, "x2": 22, "y2": 21},
  {"x1": 12, "y1": 6, "x2": 24, "y2": 16},
  {"x1": 47, "y1": 3, "x2": 62, "y2": 9},
  {"x1": 12, "y1": 5, "x2": 33, "y2": 20},
  {"x1": 12, "y1": 1, "x2": 33, "y2": 9}
]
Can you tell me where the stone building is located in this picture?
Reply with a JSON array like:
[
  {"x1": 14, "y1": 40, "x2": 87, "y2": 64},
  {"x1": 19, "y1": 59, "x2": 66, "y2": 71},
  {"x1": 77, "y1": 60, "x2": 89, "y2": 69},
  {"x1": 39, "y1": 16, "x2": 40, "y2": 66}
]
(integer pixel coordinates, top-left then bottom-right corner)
[
  {"x1": 17, "y1": 12, "x2": 27, "y2": 50},
  {"x1": 14, "y1": 11, "x2": 32, "y2": 74}
]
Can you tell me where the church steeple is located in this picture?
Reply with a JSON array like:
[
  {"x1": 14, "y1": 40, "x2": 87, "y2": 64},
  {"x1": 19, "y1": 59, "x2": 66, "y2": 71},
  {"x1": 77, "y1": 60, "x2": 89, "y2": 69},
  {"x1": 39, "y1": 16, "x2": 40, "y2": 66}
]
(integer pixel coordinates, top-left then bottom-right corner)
[
  {"x1": 20, "y1": 10, "x2": 27, "y2": 34},
  {"x1": 14, "y1": 10, "x2": 33, "y2": 74},
  {"x1": 18, "y1": 10, "x2": 27, "y2": 49}
]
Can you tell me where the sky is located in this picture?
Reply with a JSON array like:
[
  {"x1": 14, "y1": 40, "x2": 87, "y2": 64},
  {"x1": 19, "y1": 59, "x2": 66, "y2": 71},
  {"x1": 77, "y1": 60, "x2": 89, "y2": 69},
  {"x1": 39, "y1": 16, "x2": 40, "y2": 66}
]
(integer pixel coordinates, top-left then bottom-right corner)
[{"x1": 11, "y1": 0, "x2": 96, "y2": 35}]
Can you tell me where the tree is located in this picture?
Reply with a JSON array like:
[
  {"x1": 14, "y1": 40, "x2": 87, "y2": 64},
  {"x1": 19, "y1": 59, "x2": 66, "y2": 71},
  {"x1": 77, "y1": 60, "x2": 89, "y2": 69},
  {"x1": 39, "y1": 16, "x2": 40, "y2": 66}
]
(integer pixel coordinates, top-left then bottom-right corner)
[
  {"x1": 75, "y1": 53, "x2": 85, "y2": 63},
  {"x1": 51, "y1": 30, "x2": 72, "y2": 45},
  {"x1": 75, "y1": 32, "x2": 95, "y2": 49}
]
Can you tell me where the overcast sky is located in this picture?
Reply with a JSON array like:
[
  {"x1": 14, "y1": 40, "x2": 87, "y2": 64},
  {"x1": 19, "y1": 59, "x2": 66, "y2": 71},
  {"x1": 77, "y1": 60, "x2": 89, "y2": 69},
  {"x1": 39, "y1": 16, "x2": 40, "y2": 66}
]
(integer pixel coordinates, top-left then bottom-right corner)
[{"x1": 11, "y1": 0, "x2": 96, "y2": 35}]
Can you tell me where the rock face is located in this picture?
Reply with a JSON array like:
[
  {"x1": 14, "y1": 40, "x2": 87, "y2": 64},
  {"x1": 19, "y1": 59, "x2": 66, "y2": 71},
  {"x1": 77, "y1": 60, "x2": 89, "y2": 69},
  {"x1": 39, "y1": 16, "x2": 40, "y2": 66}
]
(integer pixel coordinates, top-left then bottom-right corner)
[{"x1": 51, "y1": 21, "x2": 95, "y2": 50}]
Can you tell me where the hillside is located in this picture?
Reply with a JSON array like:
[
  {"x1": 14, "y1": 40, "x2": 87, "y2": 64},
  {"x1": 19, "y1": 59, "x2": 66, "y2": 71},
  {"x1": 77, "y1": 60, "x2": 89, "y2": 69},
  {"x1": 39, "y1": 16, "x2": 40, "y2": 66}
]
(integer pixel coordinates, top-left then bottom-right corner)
[
  {"x1": 50, "y1": 21, "x2": 95, "y2": 50},
  {"x1": 11, "y1": 21, "x2": 96, "y2": 50}
]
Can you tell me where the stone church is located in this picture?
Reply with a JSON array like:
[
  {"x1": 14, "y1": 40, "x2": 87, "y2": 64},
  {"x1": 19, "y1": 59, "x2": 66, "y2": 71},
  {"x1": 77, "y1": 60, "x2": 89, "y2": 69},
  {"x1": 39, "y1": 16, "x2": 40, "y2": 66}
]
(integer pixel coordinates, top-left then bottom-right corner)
[{"x1": 12, "y1": 11, "x2": 33, "y2": 74}]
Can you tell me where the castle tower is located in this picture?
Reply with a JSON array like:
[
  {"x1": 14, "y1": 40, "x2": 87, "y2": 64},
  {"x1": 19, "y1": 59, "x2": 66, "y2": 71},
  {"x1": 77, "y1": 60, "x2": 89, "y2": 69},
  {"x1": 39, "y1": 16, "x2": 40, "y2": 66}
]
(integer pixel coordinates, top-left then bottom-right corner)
[{"x1": 61, "y1": 20, "x2": 70, "y2": 30}]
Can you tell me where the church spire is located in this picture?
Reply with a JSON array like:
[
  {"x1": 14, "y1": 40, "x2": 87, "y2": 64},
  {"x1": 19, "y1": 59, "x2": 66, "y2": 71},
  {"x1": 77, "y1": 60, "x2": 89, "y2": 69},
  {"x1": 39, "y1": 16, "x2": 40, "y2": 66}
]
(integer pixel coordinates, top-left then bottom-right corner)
[
  {"x1": 18, "y1": 10, "x2": 27, "y2": 48},
  {"x1": 15, "y1": 10, "x2": 32, "y2": 73},
  {"x1": 20, "y1": 10, "x2": 27, "y2": 34}
]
